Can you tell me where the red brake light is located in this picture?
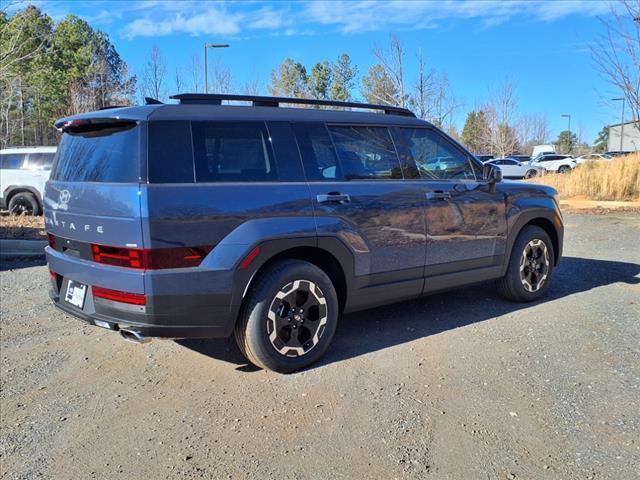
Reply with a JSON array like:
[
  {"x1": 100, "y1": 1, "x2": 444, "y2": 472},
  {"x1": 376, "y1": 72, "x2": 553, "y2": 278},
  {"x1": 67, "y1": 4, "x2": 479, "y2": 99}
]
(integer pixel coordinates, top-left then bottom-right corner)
[
  {"x1": 47, "y1": 233, "x2": 57, "y2": 249},
  {"x1": 90, "y1": 244, "x2": 212, "y2": 270},
  {"x1": 49, "y1": 269, "x2": 57, "y2": 281},
  {"x1": 93, "y1": 286, "x2": 146, "y2": 305}
]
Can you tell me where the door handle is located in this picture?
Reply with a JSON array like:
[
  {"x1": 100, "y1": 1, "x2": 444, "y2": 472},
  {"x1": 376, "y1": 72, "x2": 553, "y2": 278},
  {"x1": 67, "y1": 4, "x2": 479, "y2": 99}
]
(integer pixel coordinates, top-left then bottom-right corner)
[
  {"x1": 426, "y1": 191, "x2": 451, "y2": 200},
  {"x1": 317, "y1": 193, "x2": 351, "y2": 204}
]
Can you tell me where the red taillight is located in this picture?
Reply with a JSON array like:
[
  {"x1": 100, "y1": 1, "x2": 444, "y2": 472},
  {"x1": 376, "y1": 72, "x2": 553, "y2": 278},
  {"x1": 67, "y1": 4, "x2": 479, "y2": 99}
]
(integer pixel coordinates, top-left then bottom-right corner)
[
  {"x1": 47, "y1": 233, "x2": 56, "y2": 249},
  {"x1": 49, "y1": 269, "x2": 57, "y2": 281},
  {"x1": 93, "y1": 286, "x2": 146, "y2": 305},
  {"x1": 90, "y1": 244, "x2": 212, "y2": 270}
]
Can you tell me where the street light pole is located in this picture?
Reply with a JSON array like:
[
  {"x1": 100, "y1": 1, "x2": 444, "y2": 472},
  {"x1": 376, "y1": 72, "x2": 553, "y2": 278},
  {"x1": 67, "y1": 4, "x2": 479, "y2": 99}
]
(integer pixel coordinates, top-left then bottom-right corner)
[
  {"x1": 612, "y1": 97, "x2": 625, "y2": 152},
  {"x1": 561, "y1": 114, "x2": 571, "y2": 153},
  {"x1": 204, "y1": 43, "x2": 230, "y2": 94}
]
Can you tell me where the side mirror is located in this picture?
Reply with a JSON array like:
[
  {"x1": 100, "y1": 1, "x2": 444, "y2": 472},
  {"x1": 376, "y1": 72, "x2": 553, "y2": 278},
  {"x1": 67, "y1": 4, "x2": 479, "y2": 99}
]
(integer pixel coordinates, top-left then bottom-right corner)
[{"x1": 483, "y1": 164, "x2": 503, "y2": 184}]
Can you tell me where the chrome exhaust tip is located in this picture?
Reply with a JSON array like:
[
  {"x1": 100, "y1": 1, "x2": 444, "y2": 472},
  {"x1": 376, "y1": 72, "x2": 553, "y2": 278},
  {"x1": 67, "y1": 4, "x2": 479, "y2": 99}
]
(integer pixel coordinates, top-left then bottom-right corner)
[{"x1": 120, "y1": 328, "x2": 152, "y2": 344}]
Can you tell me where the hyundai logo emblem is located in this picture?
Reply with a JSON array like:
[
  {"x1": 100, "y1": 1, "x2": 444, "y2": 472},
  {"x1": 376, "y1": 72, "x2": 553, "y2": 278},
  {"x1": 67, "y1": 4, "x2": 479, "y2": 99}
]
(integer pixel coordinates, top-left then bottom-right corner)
[{"x1": 59, "y1": 189, "x2": 71, "y2": 206}]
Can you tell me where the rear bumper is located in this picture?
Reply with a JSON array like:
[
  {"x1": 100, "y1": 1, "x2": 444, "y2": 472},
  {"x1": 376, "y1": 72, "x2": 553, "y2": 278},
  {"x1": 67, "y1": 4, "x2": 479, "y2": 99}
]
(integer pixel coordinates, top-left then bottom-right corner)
[{"x1": 46, "y1": 247, "x2": 239, "y2": 339}]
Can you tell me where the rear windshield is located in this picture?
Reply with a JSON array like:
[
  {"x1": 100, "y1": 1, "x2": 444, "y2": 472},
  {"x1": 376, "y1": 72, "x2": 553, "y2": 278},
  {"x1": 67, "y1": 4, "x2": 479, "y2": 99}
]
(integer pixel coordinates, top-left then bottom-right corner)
[{"x1": 50, "y1": 123, "x2": 141, "y2": 182}]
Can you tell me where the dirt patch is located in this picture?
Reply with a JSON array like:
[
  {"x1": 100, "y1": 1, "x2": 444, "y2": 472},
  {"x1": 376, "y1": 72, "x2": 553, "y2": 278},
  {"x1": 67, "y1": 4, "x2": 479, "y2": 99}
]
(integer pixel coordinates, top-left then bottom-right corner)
[
  {"x1": 0, "y1": 214, "x2": 46, "y2": 240},
  {"x1": 559, "y1": 198, "x2": 640, "y2": 215}
]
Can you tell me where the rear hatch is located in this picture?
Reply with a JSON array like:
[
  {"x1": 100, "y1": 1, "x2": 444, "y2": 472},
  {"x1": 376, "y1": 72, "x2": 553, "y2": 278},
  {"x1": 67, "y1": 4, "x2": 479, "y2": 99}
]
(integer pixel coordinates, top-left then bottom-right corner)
[{"x1": 44, "y1": 118, "x2": 145, "y2": 252}]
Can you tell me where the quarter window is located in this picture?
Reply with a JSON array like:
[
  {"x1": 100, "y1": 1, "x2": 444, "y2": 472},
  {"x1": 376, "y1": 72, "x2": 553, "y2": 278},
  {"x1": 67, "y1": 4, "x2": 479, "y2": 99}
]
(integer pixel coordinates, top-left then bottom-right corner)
[
  {"x1": 327, "y1": 126, "x2": 401, "y2": 180},
  {"x1": 394, "y1": 128, "x2": 477, "y2": 180},
  {"x1": 192, "y1": 122, "x2": 276, "y2": 182}
]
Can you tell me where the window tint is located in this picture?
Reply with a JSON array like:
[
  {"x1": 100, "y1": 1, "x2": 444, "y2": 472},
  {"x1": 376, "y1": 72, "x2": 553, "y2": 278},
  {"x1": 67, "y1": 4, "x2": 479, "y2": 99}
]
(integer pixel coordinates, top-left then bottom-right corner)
[
  {"x1": 394, "y1": 127, "x2": 477, "y2": 180},
  {"x1": 192, "y1": 122, "x2": 275, "y2": 182},
  {"x1": 50, "y1": 123, "x2": 141, "y2": 182},
  {"x1": 27, "y1": 153, "x2": 55, "y2": 170},
  {"x1": 0, "y1": 153, "x2": 26, "y2": 169},
  {"x1": 293, "y1": 123, "x2": 341, "y2": 181},
  {"x1": 148, "y1": 121, "x2": 194, "y2": 183},
  {"x1": 327, "y1": 126, "x2": 401, "y2": 180}
]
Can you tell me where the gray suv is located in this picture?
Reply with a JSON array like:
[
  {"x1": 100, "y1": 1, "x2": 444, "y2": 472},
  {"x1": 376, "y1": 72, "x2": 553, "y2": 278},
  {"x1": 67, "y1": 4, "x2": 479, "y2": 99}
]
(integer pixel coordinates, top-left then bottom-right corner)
[{"x1": 45, "y1": 94, "x2": 563, "y2": 372}]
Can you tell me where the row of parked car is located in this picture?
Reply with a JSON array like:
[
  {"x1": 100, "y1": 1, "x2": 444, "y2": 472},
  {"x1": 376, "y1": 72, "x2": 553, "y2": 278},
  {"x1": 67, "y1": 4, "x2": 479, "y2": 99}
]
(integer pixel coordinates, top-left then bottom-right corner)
[{"x1": 477, "y1": 151, "x2": 624, "y2": 180}]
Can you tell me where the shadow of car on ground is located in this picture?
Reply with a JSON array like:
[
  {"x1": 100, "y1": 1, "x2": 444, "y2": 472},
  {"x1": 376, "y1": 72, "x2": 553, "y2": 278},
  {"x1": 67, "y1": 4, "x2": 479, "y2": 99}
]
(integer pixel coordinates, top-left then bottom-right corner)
[{"x1": 177, "y1": 256, "x2": 640, "y2": 372}]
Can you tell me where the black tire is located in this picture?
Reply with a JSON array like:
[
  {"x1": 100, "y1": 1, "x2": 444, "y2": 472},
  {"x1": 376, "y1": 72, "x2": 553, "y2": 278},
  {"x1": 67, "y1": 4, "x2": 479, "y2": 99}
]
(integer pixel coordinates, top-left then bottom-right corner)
[
  {"x1": 558, "y1": 165, "x2": 571, "y2": 174},
  {"x1": 524, "y1": 169, "x2": 537, "y2": 179},
  {"x1": 234, "y1": 260, "x2": 339, "y2": 373},
  {"x1": 497, "y1": 226, "x2": 554, "y2": 302},
  {"x1": 8, "y1": 192, "x2": 40, "y2": 216}
]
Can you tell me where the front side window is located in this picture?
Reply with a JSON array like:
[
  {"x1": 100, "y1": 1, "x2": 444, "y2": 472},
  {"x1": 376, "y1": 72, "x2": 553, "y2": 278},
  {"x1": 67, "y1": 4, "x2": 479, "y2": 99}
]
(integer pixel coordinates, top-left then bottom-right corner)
[
  {"x1": 327, "y1": 126, "x2": 402, "y2": 180},
  {"x1": 27, "y1": 153, "x2": 55, "y2": 170},
  {"x1": 293, "y1": 123, "x2": 341, "y2": 181},
  {"x1": 394, "y1": 127, "x2": 477, "y2": 180},
  {"x1": 192, "y1": 122, "x2": 276, "y2": 182}
]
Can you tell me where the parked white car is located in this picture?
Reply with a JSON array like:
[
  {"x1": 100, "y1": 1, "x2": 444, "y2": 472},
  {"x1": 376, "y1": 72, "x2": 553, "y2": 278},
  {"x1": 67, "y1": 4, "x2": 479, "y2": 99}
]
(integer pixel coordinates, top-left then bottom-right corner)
[
  {"x1": 528, "y1": 154, "x2": 576, "y2": 174},
  {"x1": 0, "y1": 146, "x2": 56, "y2": 215},
  {"x1": 484, "y1": 158, "x2": 546, "y2": 179},
  {"x1": 575, "y1": 153, "x2": 613, "y2": 165}
]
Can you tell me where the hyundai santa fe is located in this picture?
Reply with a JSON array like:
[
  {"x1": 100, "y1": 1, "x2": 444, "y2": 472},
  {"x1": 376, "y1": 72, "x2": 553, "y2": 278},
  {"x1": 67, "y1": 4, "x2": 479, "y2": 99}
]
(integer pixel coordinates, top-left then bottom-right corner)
[{"x1": 44, "y1": 93, "x2": 563, "y2": 373}]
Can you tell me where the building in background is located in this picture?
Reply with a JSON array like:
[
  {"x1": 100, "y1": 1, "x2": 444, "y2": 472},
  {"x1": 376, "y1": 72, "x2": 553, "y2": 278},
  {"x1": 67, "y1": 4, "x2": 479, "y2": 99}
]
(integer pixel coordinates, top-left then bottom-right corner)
[{"x1": 608, "y1": 121, "x2": 640, "y2": 152}]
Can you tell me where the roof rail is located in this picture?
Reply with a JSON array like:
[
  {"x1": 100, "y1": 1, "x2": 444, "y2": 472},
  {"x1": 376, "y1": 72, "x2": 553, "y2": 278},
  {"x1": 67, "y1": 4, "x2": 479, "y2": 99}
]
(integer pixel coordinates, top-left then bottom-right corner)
[{"x1": 169, "y1": 93, "x2": 415, "y2": 117}]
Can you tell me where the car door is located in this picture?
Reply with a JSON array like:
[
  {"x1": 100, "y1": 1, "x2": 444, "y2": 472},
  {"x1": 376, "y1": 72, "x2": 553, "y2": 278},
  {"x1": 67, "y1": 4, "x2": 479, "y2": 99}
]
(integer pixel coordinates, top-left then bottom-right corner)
[
  {"x1": 391, "y1": 127, "x2": 507, "y2": 285},
  {"x1": 294, "y1": 123, "x2": 427, "y2": 304},
  {"x1": 502, "y1": 159, "x2": 521, "y2": 177}
]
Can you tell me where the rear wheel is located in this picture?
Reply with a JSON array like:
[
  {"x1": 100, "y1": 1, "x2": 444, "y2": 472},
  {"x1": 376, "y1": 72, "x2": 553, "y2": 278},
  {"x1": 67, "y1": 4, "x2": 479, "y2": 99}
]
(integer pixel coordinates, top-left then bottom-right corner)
[
  {"x1": 524, "y1": 169, "x2": 538, "y2": 179},
  {"x1": 497, "y1": 226, "x2": 554, "y2": 302},
  {"x1": 8, "y1": 192, "x2": 40, "y2": 216},
  {"x1": 234, "y1": 260, "x2": 339, "y2": 373},
  {"x1": 558, "y1": 165, "x2": 571, "y2": 174}
]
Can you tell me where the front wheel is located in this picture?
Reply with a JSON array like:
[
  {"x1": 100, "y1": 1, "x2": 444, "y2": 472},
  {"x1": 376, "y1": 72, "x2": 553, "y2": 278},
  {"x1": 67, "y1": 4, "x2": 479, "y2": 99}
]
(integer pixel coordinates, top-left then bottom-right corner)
[
  {"x1": 497, "y1": 226, "x2": 554, "y2": 302},
  {"x1": 524, "y1": 169, "x2": 538, "y2": 179},
  {"x1": 234, "y1": 260, "x2": 339, "y2": 373}
]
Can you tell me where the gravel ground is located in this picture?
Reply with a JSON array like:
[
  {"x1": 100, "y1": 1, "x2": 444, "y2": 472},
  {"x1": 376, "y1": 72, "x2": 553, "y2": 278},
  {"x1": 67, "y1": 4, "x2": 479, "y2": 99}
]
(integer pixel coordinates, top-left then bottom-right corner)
[{"x1": 1, "y1": 213, "x2": 639, "y2": 480}]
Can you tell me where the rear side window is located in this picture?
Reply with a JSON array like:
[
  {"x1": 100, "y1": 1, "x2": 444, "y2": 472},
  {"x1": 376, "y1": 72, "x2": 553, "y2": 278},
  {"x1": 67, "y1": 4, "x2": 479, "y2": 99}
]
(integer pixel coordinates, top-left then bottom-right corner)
[
  {"x1": 148, "y1": 121, "x2": 194, "y2": 183},
  {"x1": 1, "y1": 153, "x2": 26, "y2": 169},
  {"x1": 393, "y1": 127, "x2": 477, "y2": 180},
  {"x1": 50, "y1": 123, "x2": 141, "y2": 182},
  {"x1": 192, "y1": 122, "x2": 276, "y2": 182},
  {"x1": 328, "y1": 126, "x2": 401, "y2": 180}
]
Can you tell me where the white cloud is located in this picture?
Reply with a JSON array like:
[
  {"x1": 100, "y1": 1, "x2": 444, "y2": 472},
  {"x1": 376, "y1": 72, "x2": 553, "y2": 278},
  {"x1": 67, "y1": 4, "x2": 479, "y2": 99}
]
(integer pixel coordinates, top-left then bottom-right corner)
[{"x1": 117, "y1": 0, "x2": 613, "y2": 39}]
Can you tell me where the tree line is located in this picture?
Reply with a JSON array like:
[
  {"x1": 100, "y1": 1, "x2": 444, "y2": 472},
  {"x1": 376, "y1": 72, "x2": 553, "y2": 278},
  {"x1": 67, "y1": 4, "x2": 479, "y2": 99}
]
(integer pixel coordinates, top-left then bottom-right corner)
[
  {"x1": 2, "y1": 2, "x2": 637, "y2": 155},
  {"x1": 0, "y1": 5, "x2": 134, "y2": 148}
]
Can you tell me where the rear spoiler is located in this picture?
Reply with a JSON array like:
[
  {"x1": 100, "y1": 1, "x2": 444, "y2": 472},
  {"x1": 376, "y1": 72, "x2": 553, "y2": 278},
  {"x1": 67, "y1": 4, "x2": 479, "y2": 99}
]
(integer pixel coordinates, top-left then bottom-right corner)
[{"x1": 54, "y1": 117, "x2": 138, "y2": 133}]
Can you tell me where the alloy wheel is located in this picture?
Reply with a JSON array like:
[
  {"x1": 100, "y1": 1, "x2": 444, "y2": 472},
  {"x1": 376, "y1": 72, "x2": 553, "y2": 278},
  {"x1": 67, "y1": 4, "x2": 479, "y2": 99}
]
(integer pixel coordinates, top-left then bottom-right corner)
[
  {"x1": 267, "y1": 279, "x2": 328, "y2": 357},
  {"x1": 519, "y1": 239, "x2": 550, "y2": 292}
]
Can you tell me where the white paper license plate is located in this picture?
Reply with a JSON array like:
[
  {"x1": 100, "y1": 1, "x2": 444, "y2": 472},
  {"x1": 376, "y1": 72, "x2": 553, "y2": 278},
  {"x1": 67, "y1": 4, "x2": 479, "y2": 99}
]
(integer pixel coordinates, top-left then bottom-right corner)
[{"x1": 64, "y1": 280, "x2": 87, "y2": 309}]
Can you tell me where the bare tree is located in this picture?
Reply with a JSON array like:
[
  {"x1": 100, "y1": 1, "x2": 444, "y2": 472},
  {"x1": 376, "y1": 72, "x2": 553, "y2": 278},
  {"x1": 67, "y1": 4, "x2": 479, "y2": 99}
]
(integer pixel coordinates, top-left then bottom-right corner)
[
  {"x1": 480, "y1": 77, "x2": 521, "y2": 157},
  {"x1": 140, "y1": 45, "x2": 166, "y2": 101},
  {"x1": 186, "y1": 55, "x2": 202, "y2": 93},
  {"x1": 174, "y1": 67, "x2": 184, "y2": 94},
  {"x1": 431, "y1": 72, "x2": 462, "y2": 130},
  {"x1": 372, "y1": 34, "x2": 407, "y2": 107},
  {"x1": 242, "y1": 75, "x2": 262, "y2": 96},
  {"x1": 206, "y1": 58, "x2": 232, "y2": 94},
  {"x1": 591, "y1": 0, "x2": 640, "y2": 125},
  {"x1": 410, "y1": 48, "x2": 435, "y2": 120}
]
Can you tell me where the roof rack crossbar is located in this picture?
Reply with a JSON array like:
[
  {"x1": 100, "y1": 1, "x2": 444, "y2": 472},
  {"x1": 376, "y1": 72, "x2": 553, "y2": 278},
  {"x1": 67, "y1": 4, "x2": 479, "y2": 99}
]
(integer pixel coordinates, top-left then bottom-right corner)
[{"x1": 169, "y1": 93, "x2": 415, "y2": 117}]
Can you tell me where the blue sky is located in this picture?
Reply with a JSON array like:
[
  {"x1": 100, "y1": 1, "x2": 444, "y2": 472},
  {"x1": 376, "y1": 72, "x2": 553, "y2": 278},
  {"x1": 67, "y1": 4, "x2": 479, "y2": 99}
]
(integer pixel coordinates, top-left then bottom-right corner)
[{"x1": 24, "y1": 0, "x2": 625, "y2": 143}]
